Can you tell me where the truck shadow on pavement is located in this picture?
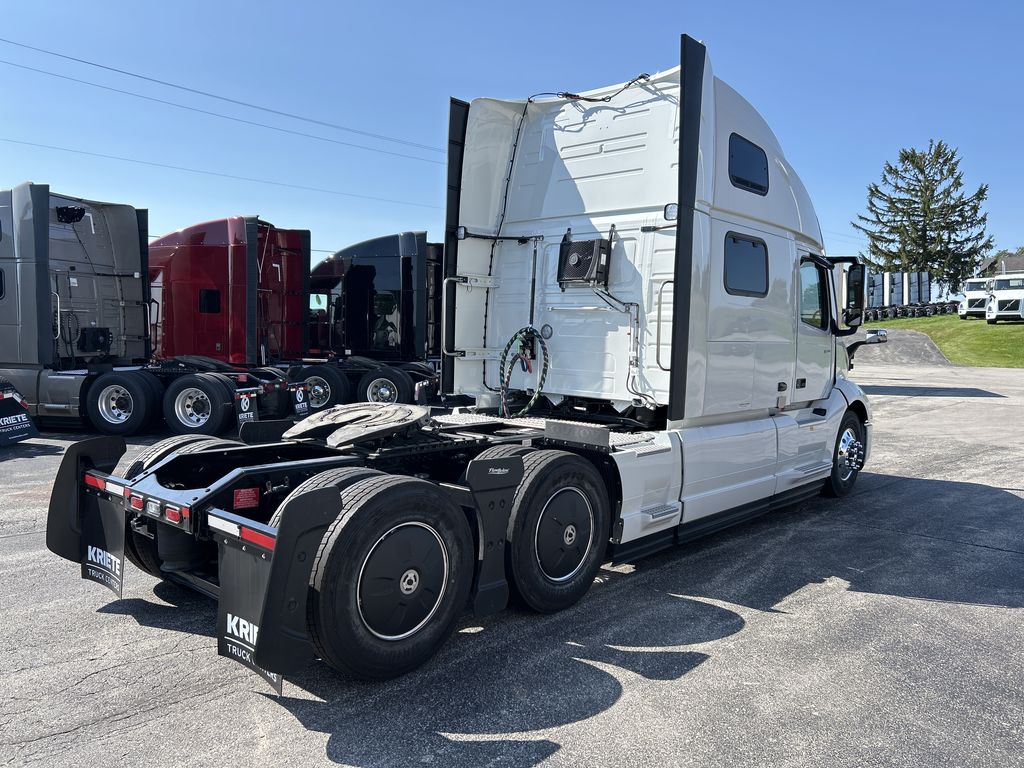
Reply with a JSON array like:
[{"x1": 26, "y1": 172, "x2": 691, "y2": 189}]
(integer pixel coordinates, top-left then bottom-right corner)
[
  {"x1": 259, "y1": 471, "x2": 1024, "y2": 767},
  {"x1": 102, "y1": 470, "x2": 1024, "y2": 768},
  {"x1": 860, "y1": 384, "x2": 1006, "y2": 398}
]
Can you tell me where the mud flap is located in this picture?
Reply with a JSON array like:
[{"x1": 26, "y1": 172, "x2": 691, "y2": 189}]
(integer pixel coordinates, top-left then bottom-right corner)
[
  {"x1": 79, "y1": 494, "x2": 127, "y2": 598},
  {"x1": 234, "y1": 387, "x2": 260, "y2": 424},
  {"x1": 0, "y1": 388, "x2": 39, "y2": 446},
  {"x1": 214, "y1": 486, "x2": 340, "y2": 691},
  {"x1": 291, "y1": 383, "x2": 309, "y2": 419},
  {"x1": 464, "y1": 456, "x2": 524, "y2": 616},
  {"x1": 46, "y1": 436, "x2": 126, "y2": 563},
  {"x1": 217, "y1": 536, "x2": 283, "y2": 694}
]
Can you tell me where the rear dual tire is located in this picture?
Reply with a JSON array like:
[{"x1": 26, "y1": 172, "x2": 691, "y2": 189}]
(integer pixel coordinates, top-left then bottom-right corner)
[
  {"x1": 163, "y1": 373, "x2": 235, "y2": 435},
  {"x1": 302, "y1": 474, "x2": 474, "y2": 680},
  {"x1": 505, "y1": 450, "x2": 611, "y2": 614},
  {"x1": 86, "y1": 372, "x2": 157, "y2": 435}
]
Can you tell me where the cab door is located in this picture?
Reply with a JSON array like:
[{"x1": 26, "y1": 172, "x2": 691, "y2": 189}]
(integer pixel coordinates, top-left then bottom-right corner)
[{"x1": 793, "y1": 256, "x2": 833, "y2": 402}]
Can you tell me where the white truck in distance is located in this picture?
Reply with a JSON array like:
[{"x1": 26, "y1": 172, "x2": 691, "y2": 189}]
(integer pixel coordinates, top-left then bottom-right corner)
[
  {"x1": 46, "y1": 35, "x2": 886, "y2": 687},
  {"x1": 959, "y1": 277, "x2": 990, "y2": 319},
  {"x1": 985, "y1": 272, "x2": 1024, "y2": 324}
]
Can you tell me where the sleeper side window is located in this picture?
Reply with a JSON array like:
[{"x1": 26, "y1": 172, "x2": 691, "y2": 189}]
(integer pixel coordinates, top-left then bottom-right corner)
[
  {"x1": 0, "y1": 269, "x2": 5, "y2": 300},
  {"x1": 724, "y1": 234, "x2": 769, "y2": 297},
  {"x1": 729, "y1": 133, "x2": 769, "y2": 196},
  {"x1": 199, "y1": 288, "x2": 221, "y2": 314},
  {"x1": 800, "y1": 262, "x2": 829, "y2": 330}
]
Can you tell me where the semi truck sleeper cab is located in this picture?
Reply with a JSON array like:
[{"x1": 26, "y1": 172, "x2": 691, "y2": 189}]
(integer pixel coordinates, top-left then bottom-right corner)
[{"x1": 47, "y1": 34, "x2": 885, "y2": 689}]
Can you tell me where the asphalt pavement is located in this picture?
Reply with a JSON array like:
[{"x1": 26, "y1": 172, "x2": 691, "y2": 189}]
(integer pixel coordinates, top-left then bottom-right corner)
[{"x1": 1, "y1": 359, "x2": 1022, "y2": 768}]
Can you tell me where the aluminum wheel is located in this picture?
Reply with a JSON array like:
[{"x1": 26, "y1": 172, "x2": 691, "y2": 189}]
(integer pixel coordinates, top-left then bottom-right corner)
[
  {"x1": 173, "y1": 387, "x2": 212, "y2": 427},
  {"x1": 306, "y1": 375, "x2": 332, "y2": 408},
  {"x1": 365, "y1": 377, "x2": 397, "y2": 403},
  {"x1": 97, "y1": 385, "x2": 134, "y2": 424},
  {"x1": 836, "y1": 427, "x2": 865, "y2": 482},
  {"x1": 356, "y1": 521, "x2": 448, "y2": 641},
  {"x1": 534, "y1": 487, "x2": 595, "y2": 583}
]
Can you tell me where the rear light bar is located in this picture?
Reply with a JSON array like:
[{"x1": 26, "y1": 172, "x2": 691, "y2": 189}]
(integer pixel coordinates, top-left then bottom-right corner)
[{"x1": 83, "y1": 472, "x2": 189, "y2": 528}]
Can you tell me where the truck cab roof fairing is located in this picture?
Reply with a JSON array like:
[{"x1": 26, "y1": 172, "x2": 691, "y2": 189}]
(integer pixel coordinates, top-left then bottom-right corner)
[{"x1": 444, "y1": 35, "x2": 825, "y2": 417}]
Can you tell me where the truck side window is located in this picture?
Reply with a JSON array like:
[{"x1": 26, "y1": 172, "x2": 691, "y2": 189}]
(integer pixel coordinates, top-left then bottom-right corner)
[
  {"x1": 729, "y1": 133, "x2": 769, "y2": 195},
  {"x1": 799, "y1": 262, "x2": 828, "y2": 329},
  {"x1": 199, "y1": 288, "x2": 221, "y2": 314},
  {"x1": 724, "y1": 234, "x2": 768, "y2": 297}
]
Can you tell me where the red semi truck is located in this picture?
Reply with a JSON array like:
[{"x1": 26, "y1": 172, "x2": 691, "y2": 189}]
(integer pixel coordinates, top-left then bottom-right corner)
[{"x1": 150, "y1": 220, "x2": 441, "y2": 412}]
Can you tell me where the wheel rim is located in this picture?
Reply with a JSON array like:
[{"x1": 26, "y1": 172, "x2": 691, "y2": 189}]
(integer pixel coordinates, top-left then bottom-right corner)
[
  {"x1": 174, "y1": 387, "x2": 212, "y2": 427},
  {"x1": 836, "y1": 427, "x2": 865, "y2": 482},
  {"x1": 534, "y1": 487, "x2": 594, "y2": 583},
  {"x1": 306, "y1": 376, "x2": 331, "y2": 408},
  {"x1": 366, "y1": 377, "x2": 397, "y2": 403},
  {"x1": 97, "y1": 385, "x2": 134, "y2": 424},
  {"x1": 356, "y1": 522, "x2": 448, "y2": 641}
]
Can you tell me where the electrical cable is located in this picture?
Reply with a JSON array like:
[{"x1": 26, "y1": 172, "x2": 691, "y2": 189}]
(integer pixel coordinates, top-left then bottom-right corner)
[
  {"x1": 0, "y1": 37, "x2": 443, "y2": 153},
  {"x1": 0, "y1": 59, "x2": 443, "y2": 166},
  {"x1": 497, "y1": 326, "x2": 549, "y2": 418},
  {"x1": 0, "y1": 137, "x2": 442, "y2": 209}
]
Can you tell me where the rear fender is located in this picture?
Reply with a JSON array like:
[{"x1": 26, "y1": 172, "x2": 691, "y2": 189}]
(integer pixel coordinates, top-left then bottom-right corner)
[{"x1": 46, "y1": 436, "x2": 126, "y2": 564}]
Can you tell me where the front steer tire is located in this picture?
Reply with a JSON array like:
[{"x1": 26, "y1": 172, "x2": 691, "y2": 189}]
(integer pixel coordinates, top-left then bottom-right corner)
[
  {"x1": 822, "y1": 410, "x2": 866, "y2": 498},
  {"x1": 308, "y1": 475, "x2": 474, "y2": 680}
]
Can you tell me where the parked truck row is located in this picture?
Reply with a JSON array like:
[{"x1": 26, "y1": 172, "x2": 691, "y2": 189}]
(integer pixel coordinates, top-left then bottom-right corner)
[
  {"x1": 0, "y1": 187, "x2": 445, "y2": 437},
  {"x1": 47, "y1": 34, "x2": 886, "y2": 690}
]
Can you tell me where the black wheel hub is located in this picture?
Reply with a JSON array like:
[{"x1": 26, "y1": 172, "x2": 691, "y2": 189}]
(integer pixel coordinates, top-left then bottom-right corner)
[
  {"x1": 535, "y1": 488, "x2": 594, "y2": 582},
  {"x1": 357, "y1": 523, "x2": 448, "y2": 640}
]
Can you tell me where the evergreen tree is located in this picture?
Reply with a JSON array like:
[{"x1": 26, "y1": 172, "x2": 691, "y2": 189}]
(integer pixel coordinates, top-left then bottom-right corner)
[{"x1": 852, "y1": 140, "x2": 993, "y2": 292}]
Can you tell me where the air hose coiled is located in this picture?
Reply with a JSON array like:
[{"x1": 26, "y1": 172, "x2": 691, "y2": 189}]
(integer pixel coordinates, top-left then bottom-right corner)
[{"x1": 498, "y1": 326, "x2": 549, "y2": 418}]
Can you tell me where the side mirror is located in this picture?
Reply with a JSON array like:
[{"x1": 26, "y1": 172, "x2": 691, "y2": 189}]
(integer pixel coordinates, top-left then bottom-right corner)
[{"x1": 843, "y1": 263, "x2": 866, "y2": 328}]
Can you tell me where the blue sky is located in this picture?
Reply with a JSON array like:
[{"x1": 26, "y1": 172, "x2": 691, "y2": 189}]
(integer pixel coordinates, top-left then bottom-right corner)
[{"x1": 2, "y1": 1, "x2": 1021, "y2": 260}]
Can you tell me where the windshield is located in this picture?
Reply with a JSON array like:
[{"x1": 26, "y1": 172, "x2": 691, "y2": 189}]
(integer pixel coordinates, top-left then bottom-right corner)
[
  {"x1": 993, "y1": 278, "x2": 1024, "y2": 290},
  {"x1": 964, "y1": 281, "x2": 987, "y2": 292}
]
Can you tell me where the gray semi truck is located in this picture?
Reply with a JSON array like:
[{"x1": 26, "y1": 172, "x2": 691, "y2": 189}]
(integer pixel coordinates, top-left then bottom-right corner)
[{"x1": 0, "y1": 183, "x2": 306, "y2": 436}]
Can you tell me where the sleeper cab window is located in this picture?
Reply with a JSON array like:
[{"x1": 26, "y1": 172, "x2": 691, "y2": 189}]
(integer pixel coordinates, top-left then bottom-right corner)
[
  {"x1": 728, "y1": 133, "x2": 769, "y2": 196},
  {"x1": 724, "y1": 234, "x2": 769, "y2": 297},
  {"x1": 799, "y1": 262, "x2": 829, "y2": 330},
  {"x1": 198, "y1": 288, "x2": 221, "y2": 314}
]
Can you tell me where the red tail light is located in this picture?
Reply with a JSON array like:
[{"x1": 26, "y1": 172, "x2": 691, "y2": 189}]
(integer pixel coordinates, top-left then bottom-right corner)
[
  {"x1": 129, "y1": 495, "x2": 145, "y2": 511},
  {"x1": 164, "y1": 506, "x2": 182, "y2": 524},
  {"x1": 239, "y1": 527, "x2": 275, "y2": 552}
]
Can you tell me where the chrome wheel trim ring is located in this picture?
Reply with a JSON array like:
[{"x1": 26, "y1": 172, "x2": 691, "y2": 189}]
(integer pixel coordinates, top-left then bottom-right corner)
[
  {"x1": 534, "y1": 486, "x2": 595, "y2": 583},
  {"x1": 356, "y1": 521, "x2": 449, "y2": 641},
  {"x1": 366, "y1": 377, "x2": 397, "y2": 403},
  {"x1": 306, "y1": 376, "x2": 331, "y2": 408},
  {"x1": 836, "y1": 427, "x2": 864, "y2": 482},
  {"x1": 97, "y1": 385, "x2": 134, "y2": 424},
  {"x1": 174, "y1": 387, "x2": 212, "y2": 427}
]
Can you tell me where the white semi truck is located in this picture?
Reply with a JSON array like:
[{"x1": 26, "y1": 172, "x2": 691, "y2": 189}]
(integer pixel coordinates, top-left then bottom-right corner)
[
  {"x1": 984, "y1": 272, "x2": 1024, "y2": 324},
  {"x1": 47, "y1": 35, "x2": 885, "y2": 689},
  {"x1": 959, "y1": 277, "x2": 991, "y2": 319}
]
